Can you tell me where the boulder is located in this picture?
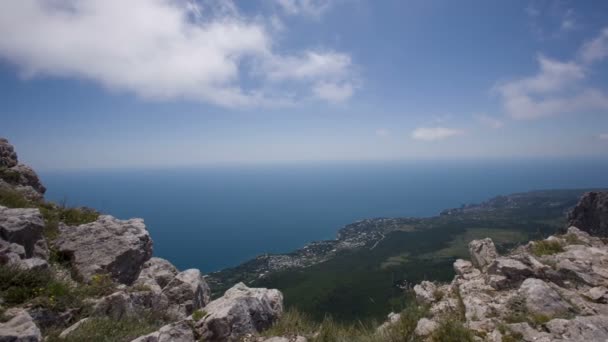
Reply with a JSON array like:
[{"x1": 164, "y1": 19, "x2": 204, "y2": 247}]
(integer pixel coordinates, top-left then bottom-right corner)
[
  {"x1": 195, "y1": 282, "x2": 283, "y2": 342},
  {"x1": 58, "y1": 318, "x2": 90, "y2": 339},
  {"x1": 567, "y1": 191, "x2": 608, "y2": 237},
  {"x1": 414, "y1": 318, "x2": 438, "y2": 336},
  {"x1": 53, "y1": 215, "x2": 153, "y2": 284},
  {"x1": 162, "y1": 269, "x2": 210, "y2": 318},
  {"x1": 0, "y1": 206, "x2": 47, "y2": 258},
  {"x1": 0, "y1": 308, "x2": 42, "y2": 342},
  {"x1": 486, "y1": 257, "x2": 533, "y2": 289},
  {"x1": 7, "y1": 165, "x2": 46, "y2": 195},
  {"x1": 131, "y1": 321, "x2": 195, "y2": 342},
  {"x1": 16, "y1": 257, "x2": 49, "y2": 271},
  {"x1": 0, "y1": 138, "x2": 18, "y2": 168},
  {"x1": 545, "y1": 315, "x2": 608, "y2": 341},
  {"x1": 135, "y1": 257, "x2": 179, "y2": 293},
  {"x1": 413, "y1": 281, "x2": 438, "y2": 305},
  {"x1": 468, "y1": 238, "x2": 498, "y2": 270},
  {"x1": 453, "y1": 259, "x2": 481, "y2": 279},
  {"x1": 518, "y1": 278, "x2": 571, "y2": 318},
  {"x1": 93, "y1": 290, "x2": 169, "y2": 319}
]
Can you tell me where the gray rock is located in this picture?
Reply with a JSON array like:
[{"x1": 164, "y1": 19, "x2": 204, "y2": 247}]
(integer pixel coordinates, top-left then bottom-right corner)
[
  {"x1": 518, "y1": 278, "x2": 571, "y2": 318},
  {"x1": 162, "y1": 269, "x2": 210, "y2": 318},
  {"x1": 567, "y1": 191, "x2": 608, "y2": 237},
  {"x1": 0, "y1": 138, "x2": 18, "y2": 168},
  {"x1": 0, "y1": 238, "x2": 26, "y2": 259},
  {"x1": 135, "y1": 257, "x2": 179, "y2": 293},
  {"x1": 0, "y1": 206, "x2": 47, "y2": 258},
  {"x1": 414, "y1": 318, "x2": 438, "y2": 336},
  {"x1": 53, "y1": 215, "x2": 153, "y2": 284},
  {"x1": 545, "y1": 315, "x2": 608, "y2": 341},
  {"x1": 413, "y1": 281, "x2": 439, "y2": 304},
  {"x1": 468, "y1": 238, "x2": 498, "y2": 270},
  {"x1": 196, "y1": 282, "x2": 283, "y2": 342},
  {"x1": 16, "y1": 258, "x2": 49, "y2": 271},
  {"x1": 486, "y1": 257, "x2": 533, "y2": 289},
  {"x1": 93, "y1": 290, "x2": 169, "y2": 319},
  {"x1": 584, "y1": 286, "x2": 608, "y2": 303},
  {"x1": 58, "y1": 318, "x2": 90, "y2": 339},
  {"x1": 7, "y1": 165, "x2": 45, "y2": 195},
  {"x1": 130, "y1": 321, "x2": 195, "y2": 342},
  {"x1": 0, "y1": 308, "x2": 42, "y2": 342}
]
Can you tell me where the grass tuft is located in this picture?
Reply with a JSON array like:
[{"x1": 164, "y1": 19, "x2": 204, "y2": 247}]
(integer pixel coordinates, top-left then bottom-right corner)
[
  {"x1": 45, "y1": 316, "x2": 163, "y2": 342},
  {"x1": 531, "y1": 240, "x2": 564, "y2": 256}
]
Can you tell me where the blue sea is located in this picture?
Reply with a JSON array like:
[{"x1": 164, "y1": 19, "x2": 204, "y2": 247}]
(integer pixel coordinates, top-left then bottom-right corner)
[{"x1": 40, "y1": 159, "x2": 608, "y2": 273}]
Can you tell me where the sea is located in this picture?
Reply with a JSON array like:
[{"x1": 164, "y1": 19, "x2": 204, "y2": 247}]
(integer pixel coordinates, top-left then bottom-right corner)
[{"x1": 40, "y1": 159, "x2": 608, "y2": 273}]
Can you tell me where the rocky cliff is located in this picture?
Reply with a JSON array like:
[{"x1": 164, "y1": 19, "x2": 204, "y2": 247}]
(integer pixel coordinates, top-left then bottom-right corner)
[{"x1": 0, "y1": 138, "x2": 287, "y2": 342}]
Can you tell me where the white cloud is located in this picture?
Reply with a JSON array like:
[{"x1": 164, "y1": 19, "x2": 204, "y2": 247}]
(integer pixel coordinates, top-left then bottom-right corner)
[
  {"x1": 599, "y1": 133, "x2": 608, "y2": 141},
  {"x1": 312, "y1": 81, "x2": 354, "y2": 103},
  {"x1": 580, "y1": 27, "x2": 608, "y2": 64},
  {"x1": 411, "y1": 127, "x2": 464, "y2": 142},
  {"x1": 0, "y1": 0, "x2": 357, "y2": 107},
  {"x1": 496, "y1": 51, "x2": 608, "y2": 119},
  {"x1": 275, "y1": 0, "x2": 333, "y2": 17},
  {"x1": 476, "y1": 114, "x2": 504, "y2": 129}
]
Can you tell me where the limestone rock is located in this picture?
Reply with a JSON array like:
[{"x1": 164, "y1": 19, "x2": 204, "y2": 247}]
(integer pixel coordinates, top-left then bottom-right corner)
[
  {"x1": 568, "y1": 191, "x2": 608, "y2": 237},
  {"x1": 16, "y1": 257, "x2": 49, "y2": 271},
  {"x1": 53, "y1": 215, "x2": 153, "y2": 284},
  {"x1": 0, "y1": 308, "x2": 42, "y2": 342},
  {"x1": 486, "y1": 257, "x2": 533, "y2": 289},
  {"x1": 135, "y1": 257, "x2": 179, "y2": 293},
  {"x1": 162, "y1": 269, "x2": 210, "y2": 318},
  {"x1": 58, "y1": 318, "x2": 90, "y2": 339},
  {"x1": 0, "y1": 206, "x2": 47, "y2": 258},
  {"x1": 196, "y1": 282, "x2": 283, "y2": 342},
  {"x1": 468, "y1": 238, "x2": 498, "y2": 270},
  {"x1": 518, "y1": 278, "x2": 571, "y2": 317},
  {"x1": 131, "y1": 321, "x2": 195, "y2": 342},
  {"x1": 0, "y1": 138, "x2": 18, "y2": 168},
  {"x1": 545, "y1": 315, "x2": 608, "y2": 341},
  {"x1": 7, "y1": 165, "x2": 46, "y2": 195},
  {"x1": 413, "y1": 281, "x2": 438, "y2": 305},
  {"x1": 414, "y1": 318, "x2": 437, "y2": 336}
]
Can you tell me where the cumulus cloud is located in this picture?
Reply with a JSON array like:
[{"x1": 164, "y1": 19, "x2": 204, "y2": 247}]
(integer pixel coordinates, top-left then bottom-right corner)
[
  {"x1": 312, "y1": 81, "x2": 354, "y2": 103},
  {"x1": 496, "y1": 28, "x2": 608, "y2": 120},
  {"x1": 275, "y1": 0, "x2": 333, "y2": 17},
  {"x1": 0, "y1": 0, "x2": 357, "y2": 107},
  {"x1": 411, "y1": 127, "x2": 464, "y2": 142},
  {"x1": 476, "y1": 114, "x2": 504, "y2": 129}
]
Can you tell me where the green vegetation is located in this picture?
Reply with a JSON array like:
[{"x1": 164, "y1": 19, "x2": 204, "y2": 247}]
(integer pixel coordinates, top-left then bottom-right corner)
[
  {"x1": 253, "y1": 189, "x2": 591, "y2": 322},
  {"x1": 46, "y1": 316, "x2": 163, "y2": 342},
  {"x1": 429, "y1": 319, "x2": 475, "y2": 342},
  {"x1": 192, "y1": 309, "x2": 207, "y2": 321},
  {"x1": 531, "y1": 240, "x2": 564, "y2": 256},
  {"x1": 0, "y1": 167, "x2": 21, "y2": 183},
  {"x1": 264, "y1": 304, "x2": 428, "y2": 342},
  {"x1": 0, "y1": 186, "x2": 32, "y2": 208}
]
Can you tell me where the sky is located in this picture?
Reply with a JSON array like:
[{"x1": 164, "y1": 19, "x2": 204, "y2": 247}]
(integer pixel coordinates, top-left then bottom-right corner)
[{"x1": 1, "y1": 0, "x2": 608, "y2": 170}]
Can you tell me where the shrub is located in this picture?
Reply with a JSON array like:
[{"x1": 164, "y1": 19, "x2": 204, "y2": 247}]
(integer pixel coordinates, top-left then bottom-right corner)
[
  {"x1": 192, "y1": 309, "x2": 208, "y2": 321},
  {"x1": 0, "y1": 168, "x2": 21, "y2": 184},
  {"x1": 0, "y1": 187, "x2": 33, "y2": 209},
  {"x1": 430, "y1": 318, "x2": 475, "y2": 342},
  {"x1": 531, "y1": 240, "x2": 564, "y2": 256},
  {"x1": 262, "y1": 309, "x2": 318, "y2": 337}
]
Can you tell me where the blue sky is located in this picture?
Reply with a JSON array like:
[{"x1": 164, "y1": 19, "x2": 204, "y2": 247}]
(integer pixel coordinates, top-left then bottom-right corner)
[{"x1": 1, "y1": 0, "x2": 608, "y2": 169}]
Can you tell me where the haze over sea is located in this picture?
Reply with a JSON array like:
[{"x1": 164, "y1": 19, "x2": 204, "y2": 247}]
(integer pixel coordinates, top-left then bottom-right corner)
[{"x1": 41, "y1": 159, "x2": 608, "y2": 273}]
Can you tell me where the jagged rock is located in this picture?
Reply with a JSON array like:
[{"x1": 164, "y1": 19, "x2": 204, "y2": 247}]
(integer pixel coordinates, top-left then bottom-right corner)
[
  {"x1": 376, "y1": 312, "x2": 401, "y2": 332},
  {"x1": 195, "y1": 282, "x2": 283, "y2": 342},
  {"x1": 58, "y1": 318, "x2": 90, "y2": 339},
  {"x1": 518, "y1": 278, "x2": 572, "y2": 317},
  {"x1": 131, "y1": 321, "x2": 195, "y2": 342},
  {"x1": 27, "y1": 307, "x2": 77, "y2": 331},
  {"x1": 0, "y1": 238, "x2": 25, "y2": 259},
  {"x1": 135, "y1": 257, "x2": 179, "y2": 293},
  {"x1": 0, "y1": 308, "x2": 42, "y2": 342},
  {"x1": 564, "y1": 226, "x2": 604, "y2": 247},
  {"x1": 413, "y1": 281, "x2": 438, "y2": 305},
  {"x1": 53, "y1": 215, "x2": 153, "y2": 284},
  {"x1": 486, "y1": 257, "x2": 533, "y2": 289},
  {"x1": 453, "y1": 259, "x2": 481, "y2": 279},
  {"x1": 16, "y1": 257, "x2": 49, "y2": 271},
  {"x1": 468, "y1": 238, "x2": 498, "y2": 270},
  {"x1": 414, "y1": 318, "x2": 437, "y2": 336},
  {"x1": 545, "y1": 315, "x2": 608, "y2": 341},
  {"x1": 584, "y1": 286, "x2": 608, "y2": 303},
  {"x1": 568, "y1": 191, "x2": 608, "y2": 237},
  {"x1": 7, "y1": 165, "x2": 46, "y2": 195},
  {"x1": 0, "y1": 138, "x2": 18, "y2": 168},
  {"x1": 93, "y1": 290, "x2": 168, "y2": 319},
  {"x1": 507, "y1": 322, "x2": 552, "y2": 342},
  {"x1": 162, "y1": 269, "x2": 210, "y2": 318},
  {"x1": 0, "y1": 206, "x2": 47, "y2": 259}
]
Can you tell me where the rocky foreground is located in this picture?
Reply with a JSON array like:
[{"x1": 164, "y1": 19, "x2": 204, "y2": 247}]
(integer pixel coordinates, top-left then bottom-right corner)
[{"x1": 2, "y1": 136, "x2": 608, "y2": 342}]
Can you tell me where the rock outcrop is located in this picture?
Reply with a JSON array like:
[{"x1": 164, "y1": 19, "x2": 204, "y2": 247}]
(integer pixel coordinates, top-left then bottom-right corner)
[
  {"x1": 0, "y1": 138, "x2": 46, "y2": 200},
  {"x1": 0, "y1": 308, "x2": 42, "y2": 342},
  {"x1": 162, "y1": 269, "x2": 211, "y2": 318},
  {"x1": 404, "y1": 226, "x2": 608, "y2": 341},
  {"x1": 568, "y1": 191, "x2": 608, "y2": 237},
  {"x1": 194, "y1": 283, "x2": 283, "y2": 342},
  {"x1": 52, "y1": 215, "x2": 153, "y2": 284},
  {"x1": 0, "y1": 206, "x2": 48, "y2": 259}
]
